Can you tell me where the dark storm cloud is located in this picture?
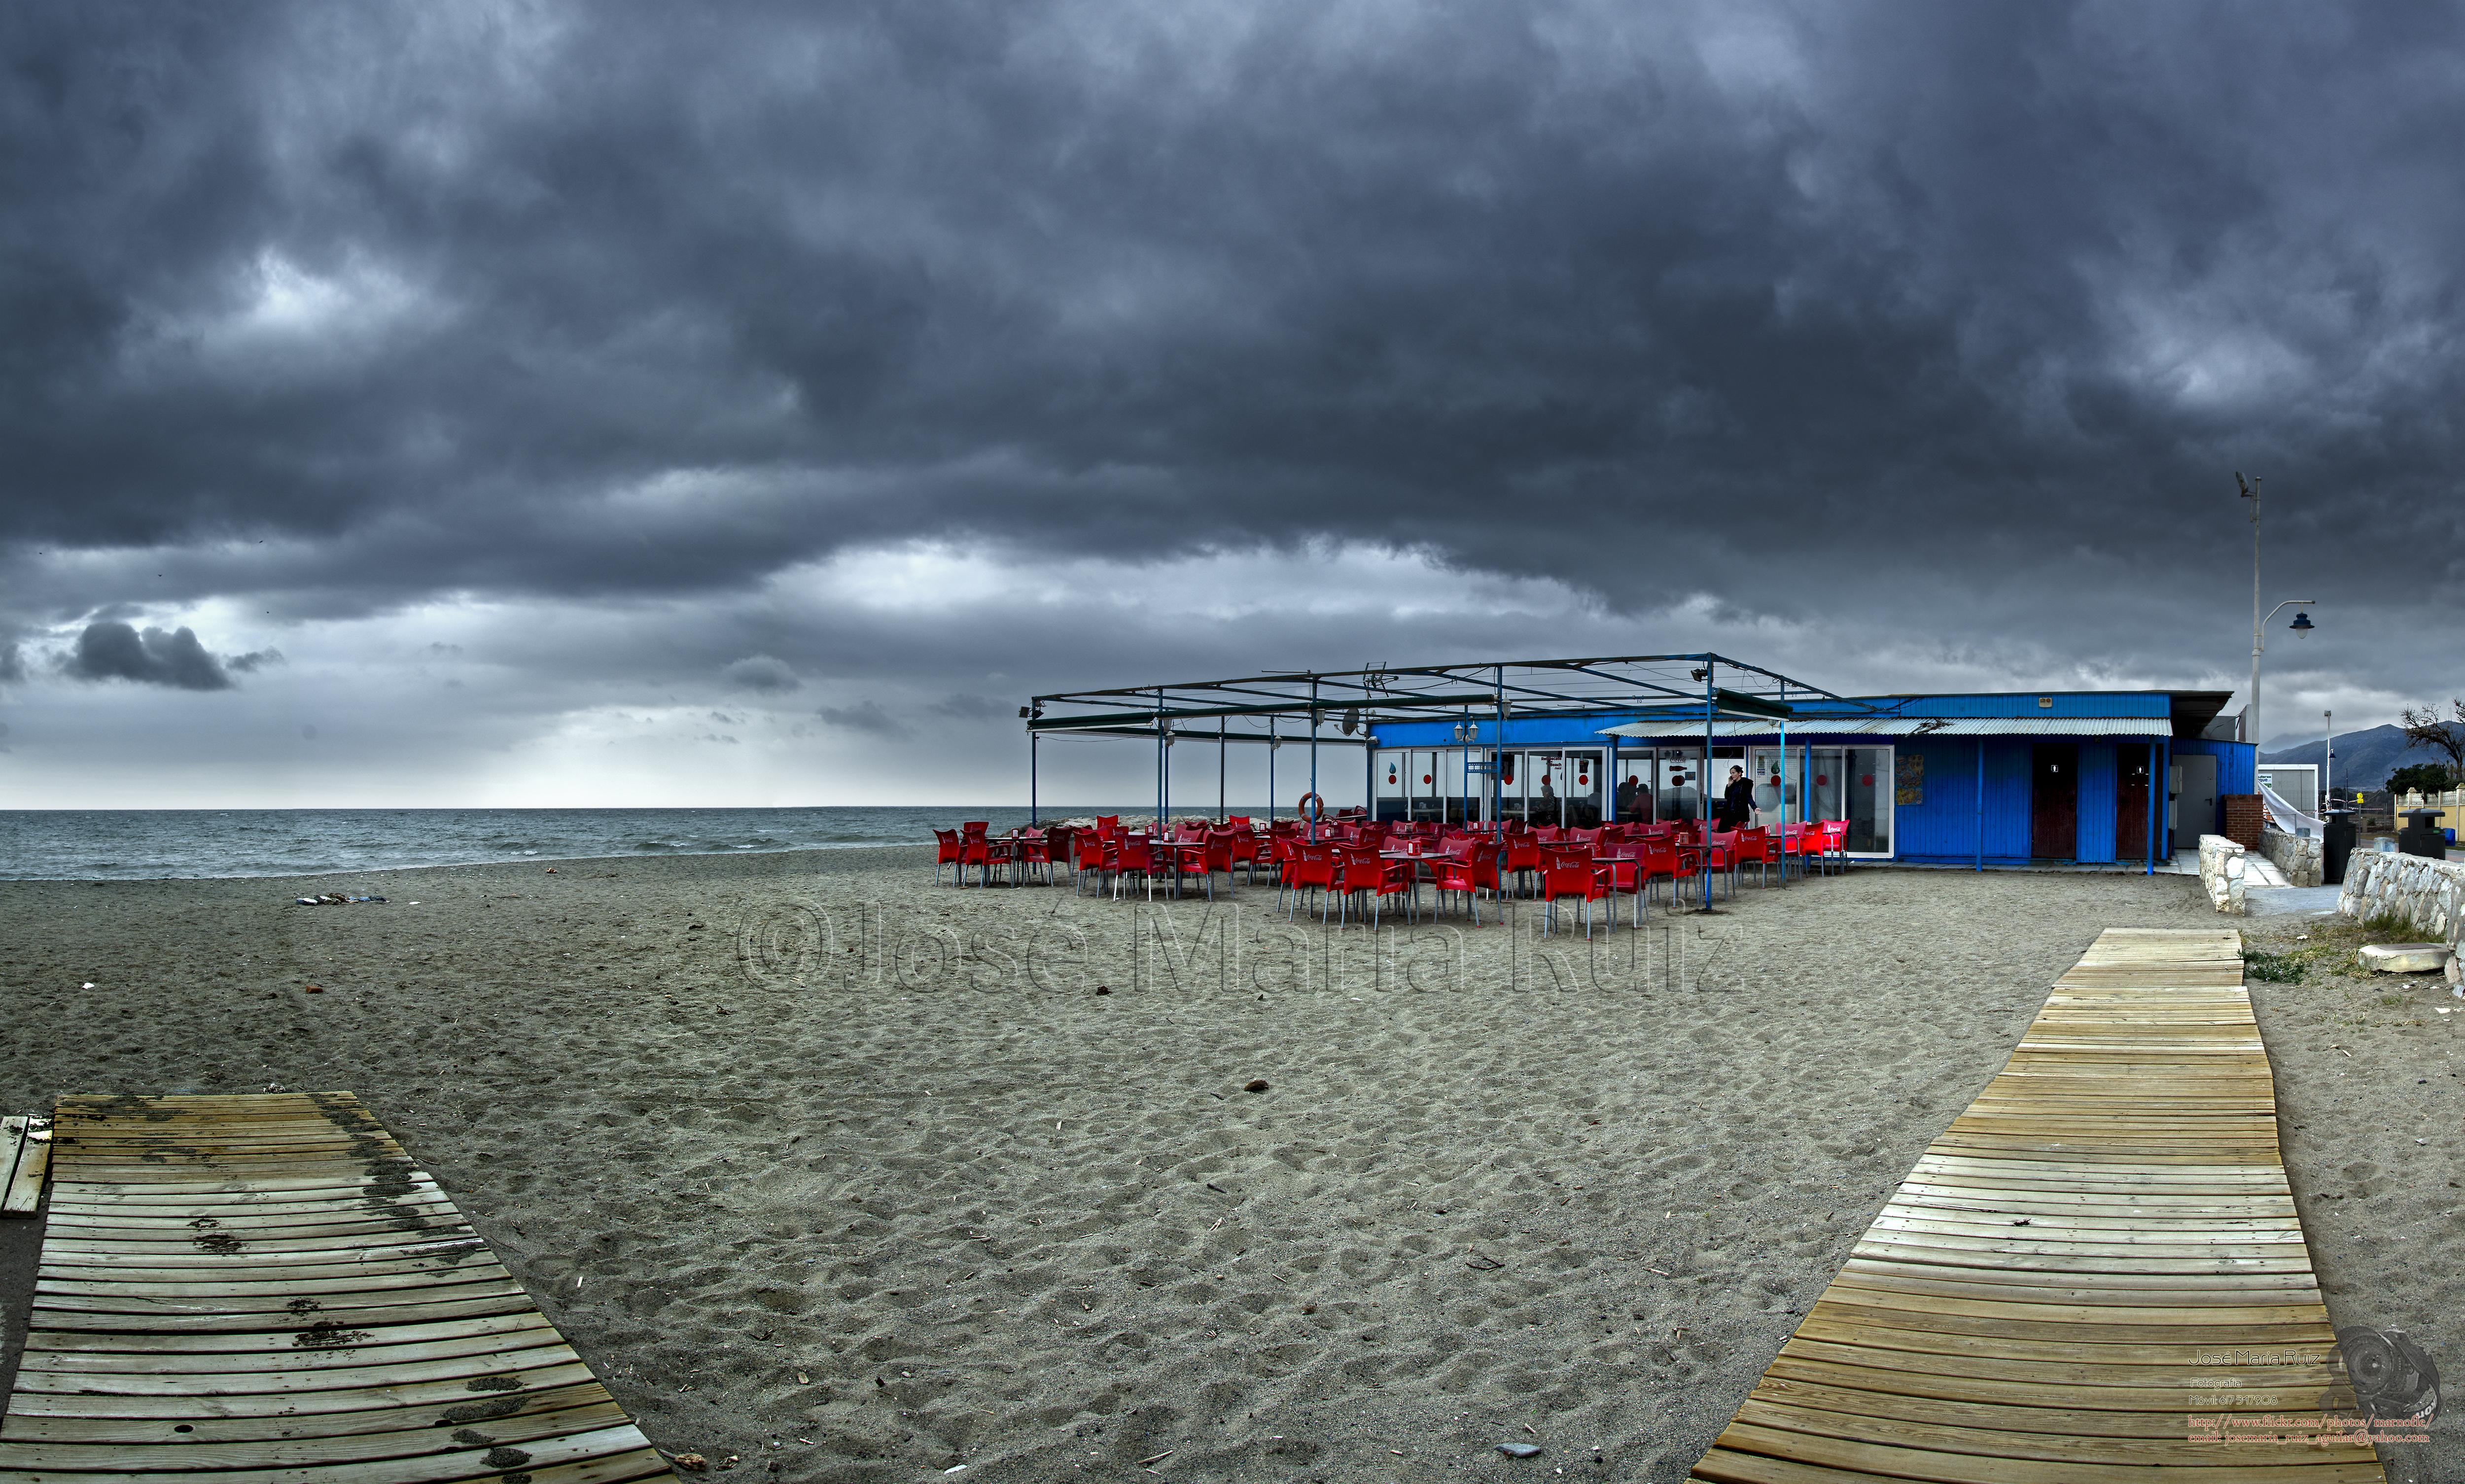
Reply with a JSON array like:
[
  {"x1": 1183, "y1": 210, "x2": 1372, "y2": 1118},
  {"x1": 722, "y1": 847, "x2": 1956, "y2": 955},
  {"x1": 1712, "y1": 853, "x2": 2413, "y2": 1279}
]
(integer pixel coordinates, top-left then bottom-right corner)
[
  {"x1": 814, "y1": 700, "x2": 906, "y2": 737},
  {"x1": 63, "y1": 621, "x2": 233, "y2": 690},
  {"x1": 226, "y1": 647, "x2": 283, "y2": 673},
  {"x1": 931, "y1": 693, "x2": 1007, "y2": 721},
  {"x1": 3, "y1": 0, "x2": 2463, "y2": 702},
  {"x1": 718, "y1": 655, "x2": 800, "y2": 692}
]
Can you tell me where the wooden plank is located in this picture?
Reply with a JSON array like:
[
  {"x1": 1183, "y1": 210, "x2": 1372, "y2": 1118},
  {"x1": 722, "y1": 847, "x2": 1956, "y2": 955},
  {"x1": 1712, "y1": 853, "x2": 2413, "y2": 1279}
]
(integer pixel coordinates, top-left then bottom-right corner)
[
  {"x1": 0, "y1": 1421, "x2": 659, "y2": 1484},
  {"x1": 1, "y1": 1380, "x2": 623, "y2": 1444},
  {"x1": 1732, "y1": 1396, "x2": 2377, "y2": 1469},
  {"x1": 3, "y1": 1116, "x2": 51, "y2": 1217},
  {"x1": 2, "y1": 1341, "x2": 588, "y2": 1400},
  {"x1": 1691, "y1": 929, "x2": 2380, "y2": 1482},
  {"x1": 21, "y1": 1310, "x2": 558, "y2": 1358},
  {"x1": 0, "y1": 1401, "x2": 635, "y2": 1471},
  {"x1": 0, "y1": 1360, "x2": 601, "y2": 1417},
  {"x1": 0, "y1": 1092, "x2": 666, "y2": 1482},
  {"x1": 1704, "y1": 1419, "x2": 2383, "y2": 1483}
]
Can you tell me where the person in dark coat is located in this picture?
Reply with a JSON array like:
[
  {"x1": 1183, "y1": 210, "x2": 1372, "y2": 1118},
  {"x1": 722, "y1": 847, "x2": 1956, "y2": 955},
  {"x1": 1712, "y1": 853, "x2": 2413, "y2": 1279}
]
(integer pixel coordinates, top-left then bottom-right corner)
[{"x1": 1721, "y1": 766, "x2": 1755, "y2": 830}]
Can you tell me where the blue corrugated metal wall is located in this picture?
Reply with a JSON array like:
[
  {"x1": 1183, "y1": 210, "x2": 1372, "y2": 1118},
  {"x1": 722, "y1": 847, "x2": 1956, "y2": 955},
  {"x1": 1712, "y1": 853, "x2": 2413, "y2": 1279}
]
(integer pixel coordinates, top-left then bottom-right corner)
[
  {"x1": 2076, "y1": 742, "x2": 2118, "y2": 862},
  {"x1": 1982, "y1": 740, "x2": 2034, "y2": 861},
  {"x1": 1891, "y1": 741, "x2": 1979, "y2": 860},
  {"x1": 1891, "y1": 738, "x2": 2034, "y2": 864},
  {"x1": 2171, "y1": 738, "x2": 2255, "y2": 796}
]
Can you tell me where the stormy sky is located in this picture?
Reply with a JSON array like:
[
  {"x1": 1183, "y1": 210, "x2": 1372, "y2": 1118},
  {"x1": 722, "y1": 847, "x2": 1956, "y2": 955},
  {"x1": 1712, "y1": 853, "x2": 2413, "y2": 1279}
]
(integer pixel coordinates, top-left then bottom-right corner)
[{"x1": 4, "y1": 1, "x2": 2460, "y2": 807}]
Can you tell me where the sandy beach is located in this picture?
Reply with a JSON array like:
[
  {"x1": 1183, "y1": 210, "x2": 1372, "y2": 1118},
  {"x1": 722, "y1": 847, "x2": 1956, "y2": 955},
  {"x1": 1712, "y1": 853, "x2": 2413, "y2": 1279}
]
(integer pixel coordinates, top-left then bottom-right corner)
[{"x1": 1, "y1": 851, "x2": 2455, "y2": 1483}]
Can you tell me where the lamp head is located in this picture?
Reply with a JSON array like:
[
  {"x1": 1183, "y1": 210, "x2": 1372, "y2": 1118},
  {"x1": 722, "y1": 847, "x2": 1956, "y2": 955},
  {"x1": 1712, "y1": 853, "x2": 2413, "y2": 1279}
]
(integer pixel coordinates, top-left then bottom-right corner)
[{"x1": 2289, "y1": 611, "x2": 2315, "y2": 635}]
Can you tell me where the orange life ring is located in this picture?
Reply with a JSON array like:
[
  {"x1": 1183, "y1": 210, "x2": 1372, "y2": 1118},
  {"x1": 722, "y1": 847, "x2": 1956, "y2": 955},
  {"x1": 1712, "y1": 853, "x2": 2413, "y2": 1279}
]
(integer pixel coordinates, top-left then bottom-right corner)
[{"x1": 1297, "y1": 792, "x2": 1325, "y2": 823}]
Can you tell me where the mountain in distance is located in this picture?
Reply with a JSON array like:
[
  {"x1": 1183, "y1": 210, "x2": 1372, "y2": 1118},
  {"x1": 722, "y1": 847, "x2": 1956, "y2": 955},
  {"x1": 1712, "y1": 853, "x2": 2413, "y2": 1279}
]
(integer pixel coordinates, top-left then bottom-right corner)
[{"x1": 2262, "y1": 723, "x2": 2465, "y2": 792}]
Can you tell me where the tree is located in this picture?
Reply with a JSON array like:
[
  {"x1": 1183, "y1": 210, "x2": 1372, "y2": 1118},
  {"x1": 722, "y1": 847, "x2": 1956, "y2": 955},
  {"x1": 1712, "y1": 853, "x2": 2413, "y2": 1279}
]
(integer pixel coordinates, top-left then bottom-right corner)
[
  {"x1": 2387, "y1": 762, "x2": 2460, "y2": 796},
  {"x1": 2396, "y1": 698, "x2": 2465, "y2": 774}
]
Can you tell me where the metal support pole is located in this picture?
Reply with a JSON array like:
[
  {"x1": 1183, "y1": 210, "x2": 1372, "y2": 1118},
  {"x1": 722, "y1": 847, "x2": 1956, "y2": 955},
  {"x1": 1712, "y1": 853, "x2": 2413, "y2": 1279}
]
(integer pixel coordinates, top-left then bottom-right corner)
[
  {"x1": 1219, "y1": 717, "x2": 1227, "y2": 821},
  {"x1": 1030, "y1": 730, "x2": 1039, "y2": 826},
  {"x1": 2246, "y1": 476, "x2": 2261, "y2": 746},
  {"x1": 2323, "y1": 709, "x2": 2333, "y2": 798},
  {"x1": 1308, "y1": 680, "x2": 1319, "y2": 842},
  {"x1": 1776, "y1": 689, "x2": 1788, "y2": 884},
  {"x1": 1365, "y1": 738, "x2": 1374, "y2": 825},
  {"x1": 1494, "y1": 666, "x2": 1507, "y2": 844},
  {"x1": 1701, "y1": 660, "x2": 1715, "y2": 910},
  {"x1": 1606, "y1": 735, "x2": 1619, "y2": 825},
  {"x1": 1156, "y1": 688, "x2": 1166, "y2": 831},
  {"x1": 1268, "y1": 715, "x2": 1277, "y2": 822}
]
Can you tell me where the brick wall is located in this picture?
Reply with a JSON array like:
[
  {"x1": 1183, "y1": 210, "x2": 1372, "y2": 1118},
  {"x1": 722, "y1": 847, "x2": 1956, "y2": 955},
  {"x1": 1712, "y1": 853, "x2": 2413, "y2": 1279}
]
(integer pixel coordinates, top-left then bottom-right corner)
[{"x1": 2222, "y1": 793, "x2": 2265, "y2": 849}]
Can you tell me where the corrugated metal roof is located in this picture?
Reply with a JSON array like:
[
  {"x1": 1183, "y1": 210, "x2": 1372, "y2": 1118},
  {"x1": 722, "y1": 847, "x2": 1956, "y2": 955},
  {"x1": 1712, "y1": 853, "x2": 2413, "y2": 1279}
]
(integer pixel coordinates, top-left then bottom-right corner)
[{"x1": 1597, "y1": 717, "x2": 2171, "y2": 739}]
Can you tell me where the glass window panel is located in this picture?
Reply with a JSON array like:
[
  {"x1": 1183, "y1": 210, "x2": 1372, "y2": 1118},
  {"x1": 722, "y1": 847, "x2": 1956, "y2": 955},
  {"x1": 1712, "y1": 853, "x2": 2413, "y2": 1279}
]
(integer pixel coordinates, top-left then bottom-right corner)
[{"x1": 1846, "y1": 745, "x2": 1894, "y2": 854}]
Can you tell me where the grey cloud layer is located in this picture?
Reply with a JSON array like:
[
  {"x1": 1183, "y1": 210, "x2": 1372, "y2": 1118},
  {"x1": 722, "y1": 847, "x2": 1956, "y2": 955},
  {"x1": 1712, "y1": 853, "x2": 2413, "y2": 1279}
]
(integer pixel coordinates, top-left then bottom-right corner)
[{"x1": 3, "y1": 0, "x2": 2461, "y2": 707}]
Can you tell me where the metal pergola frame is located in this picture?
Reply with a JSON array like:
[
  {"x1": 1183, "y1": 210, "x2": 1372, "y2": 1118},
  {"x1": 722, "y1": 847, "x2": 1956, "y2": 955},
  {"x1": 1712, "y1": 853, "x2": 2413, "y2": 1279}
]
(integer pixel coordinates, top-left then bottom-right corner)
[{"x1": 1024, "y1": 655, "x2": 1871, "y2": 905}]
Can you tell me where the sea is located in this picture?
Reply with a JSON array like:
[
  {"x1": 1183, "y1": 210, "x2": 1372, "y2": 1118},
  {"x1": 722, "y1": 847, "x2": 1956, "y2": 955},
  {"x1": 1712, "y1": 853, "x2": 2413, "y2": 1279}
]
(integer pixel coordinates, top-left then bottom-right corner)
[{"x1": 0, "y1": 808, "x2": 1165, "y2": 881}]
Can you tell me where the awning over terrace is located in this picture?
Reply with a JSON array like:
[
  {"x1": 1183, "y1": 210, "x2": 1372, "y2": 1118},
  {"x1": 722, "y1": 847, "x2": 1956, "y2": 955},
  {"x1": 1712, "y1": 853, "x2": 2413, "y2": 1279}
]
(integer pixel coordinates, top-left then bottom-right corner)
[{"x1": 1599, "y1": 716, "x2": 2173, "y2": 739}]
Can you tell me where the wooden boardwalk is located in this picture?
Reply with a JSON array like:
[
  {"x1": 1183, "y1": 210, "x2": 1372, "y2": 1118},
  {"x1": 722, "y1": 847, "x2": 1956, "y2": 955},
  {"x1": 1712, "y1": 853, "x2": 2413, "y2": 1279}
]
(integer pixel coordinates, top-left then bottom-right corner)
[
  {"x1": 1691, "y1": 928, "x2": 2383, "y2": 1483},
  {"x1": 0, "y1": 1092, "x2": 670, "y2": 1483}
]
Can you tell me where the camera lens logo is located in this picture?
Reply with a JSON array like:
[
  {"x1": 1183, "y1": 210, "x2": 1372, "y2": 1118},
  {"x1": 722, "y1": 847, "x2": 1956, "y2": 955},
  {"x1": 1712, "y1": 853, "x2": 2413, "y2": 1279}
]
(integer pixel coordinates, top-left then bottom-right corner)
[{"x1": 2333, "y1": 1326, "x2": 2440, "y2": 1424}]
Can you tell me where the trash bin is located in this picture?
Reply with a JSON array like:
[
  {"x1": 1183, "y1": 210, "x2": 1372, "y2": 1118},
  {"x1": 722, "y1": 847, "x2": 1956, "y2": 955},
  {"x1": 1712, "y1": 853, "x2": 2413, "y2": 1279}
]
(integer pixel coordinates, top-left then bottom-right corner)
[
  {"x1": 2397, "y1": 808, "x2": 2448, "y2": 860},
  {"x1": 2323, "y1": 810, "x2": 2357, "y2": 885}
]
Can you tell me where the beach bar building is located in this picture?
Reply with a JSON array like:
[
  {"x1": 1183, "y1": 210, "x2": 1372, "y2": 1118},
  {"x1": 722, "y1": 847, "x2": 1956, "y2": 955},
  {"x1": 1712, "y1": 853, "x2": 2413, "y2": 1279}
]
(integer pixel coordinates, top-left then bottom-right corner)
[
  {"x1": 1373, "y1": 688, "x2": 2250, "y2": 866},
  {"x1": 1025, "y1": 656, "x2": 2252, "y2": 868}
]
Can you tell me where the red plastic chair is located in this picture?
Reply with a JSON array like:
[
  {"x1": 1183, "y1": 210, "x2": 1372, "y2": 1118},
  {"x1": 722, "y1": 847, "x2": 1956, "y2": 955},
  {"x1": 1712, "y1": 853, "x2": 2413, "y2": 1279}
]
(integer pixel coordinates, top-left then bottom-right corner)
[
  {"x1": 1723, "y1": 827, "x2": 1769, "y2": 888},
  {"x1": 1071, "y1": 829, "x2": 1109, "y2": 894},
  {"x1": 957, "y1": 822, "x2": 991, "y2": 884},
  {"x1": 1332, "y1": 846, "x2": 1413, "y2": 927},
  {"x1": 1283, "y1": 844, "x2": 1339, "y2": 921},
  {"x1": 1223, "y1": 825, "x2": 1263, "y2": 883},
  {"x1": 932, "y1": 828, "x2": 965, "y2": 886},
  {"x1": 1697, "y1": 831, "x2": 1739, "y2": 900},
  {"x1": 1431, "y1": 842, "x2": 1501, "y2": 924},
  {"x1": 1779, "y1": 822, "x2": 1815, "y2": 877},
  {"x1": 1593, "y1": 842, "x2": 1647, "y2": 928},
  {"x1": 1186, "y1": 829, "x2": 1238, "y2": 901},
  {"x1": 1109, "y1": 835, "x2": 1158, "y2": 900},
  {"x1": 1540, "y1": 845, "x2": 1612, "y2": 937},
  {"x1": 1501, "y1": 833, "x2": 1543, "y2": 898},
  {"x1": 1811, "y1": 820, "x2": 1851, "y2": 874}
]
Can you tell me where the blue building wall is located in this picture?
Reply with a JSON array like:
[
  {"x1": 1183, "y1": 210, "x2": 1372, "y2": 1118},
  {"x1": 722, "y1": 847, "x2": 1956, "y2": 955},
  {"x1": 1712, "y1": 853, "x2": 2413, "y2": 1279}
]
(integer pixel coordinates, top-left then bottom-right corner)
[
  {"x1": 1892, "y1": 740, "x2": 1977, "y2": 861},
  {"x1": 2171, "y1": 737, "x2": 2255, "y2": 796},
  {"x1": 2076, "y1": 742, "x2": 2118, "y2": 863}
]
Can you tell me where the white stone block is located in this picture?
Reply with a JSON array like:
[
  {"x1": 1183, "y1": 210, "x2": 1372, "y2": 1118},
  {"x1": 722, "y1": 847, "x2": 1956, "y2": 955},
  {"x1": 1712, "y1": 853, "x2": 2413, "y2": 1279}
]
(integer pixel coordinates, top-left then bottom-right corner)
[{"x1": 2359, "y1": 943, "x2": 2455, "y2": 974}]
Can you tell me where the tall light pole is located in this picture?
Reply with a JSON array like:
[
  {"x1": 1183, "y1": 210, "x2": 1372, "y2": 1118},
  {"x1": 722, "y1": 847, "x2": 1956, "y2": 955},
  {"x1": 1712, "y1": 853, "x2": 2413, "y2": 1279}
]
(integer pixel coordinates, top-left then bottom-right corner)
[
  {"x1": 2236, "y1": 472, "x2": 2320, "y2": 747},
  {"x1": 2323, "y1": 709, "x2": 2334, "y2": 800}
]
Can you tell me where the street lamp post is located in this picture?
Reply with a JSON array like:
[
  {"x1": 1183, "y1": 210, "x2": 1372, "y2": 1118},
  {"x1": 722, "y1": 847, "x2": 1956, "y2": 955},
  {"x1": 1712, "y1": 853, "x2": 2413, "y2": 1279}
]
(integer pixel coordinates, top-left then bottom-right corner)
[{"x1": 2236, "y1": 473, "x2": 2320, "y2": 746}]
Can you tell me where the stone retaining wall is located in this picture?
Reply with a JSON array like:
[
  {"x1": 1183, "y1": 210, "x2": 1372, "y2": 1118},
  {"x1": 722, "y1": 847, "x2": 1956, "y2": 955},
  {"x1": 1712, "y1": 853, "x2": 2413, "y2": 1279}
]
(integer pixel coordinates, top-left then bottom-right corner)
[
  {"x1": 2259, "y1": 827, "x2": 2323, "y2": 888},
  {"x1": 2338, "y1": 848, "x2": 2465, "y2": 946},
  {"x1": 2198, "y1": 834, "x2": 2248, "y2": 915}
]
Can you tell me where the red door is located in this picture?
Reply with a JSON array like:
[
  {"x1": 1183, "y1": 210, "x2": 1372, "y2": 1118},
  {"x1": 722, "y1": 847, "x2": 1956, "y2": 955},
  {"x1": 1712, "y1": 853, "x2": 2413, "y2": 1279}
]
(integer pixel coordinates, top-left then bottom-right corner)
[
  {"x1": 2031, "y1": 745, "x2": 2078, "y2": 860},
  {"x1": 2116, "y1": 751, "x2": 2152, "y2": 863}
]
